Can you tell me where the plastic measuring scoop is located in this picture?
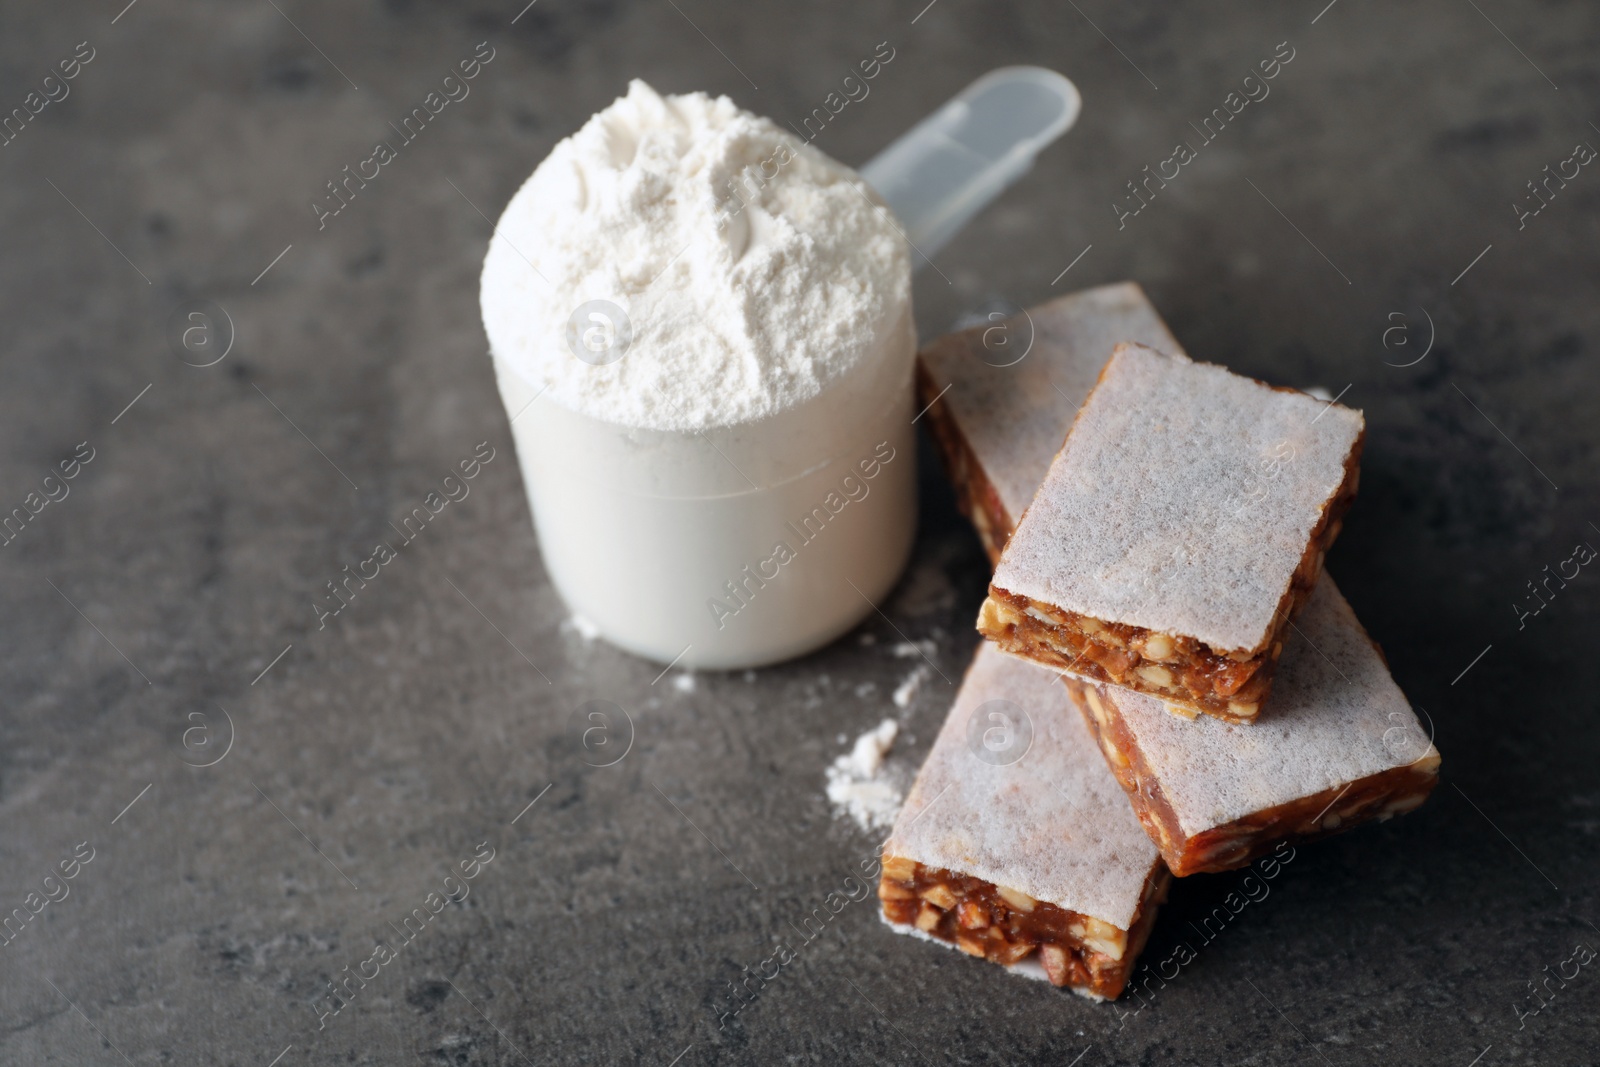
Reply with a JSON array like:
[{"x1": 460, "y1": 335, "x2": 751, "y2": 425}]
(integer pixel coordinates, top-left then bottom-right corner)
[
  {"x1": 860, "y1": 66, "x2": 1081, "y2": 270},
  {"x1": 484, "y1": 70, "x2": 1082, "y2": 670}
]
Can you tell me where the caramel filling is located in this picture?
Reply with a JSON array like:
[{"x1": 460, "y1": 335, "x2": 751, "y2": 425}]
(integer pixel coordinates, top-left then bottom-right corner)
[
  {"x1": 915, "y1": 360, "x2": 1014, "y2": 566},
  {"x1": 879, "y1": 854, "x2": 1168, "y2": 999},
  {"x1": 1066, "y1": 677, "x2": 1440, "y2": 877}
]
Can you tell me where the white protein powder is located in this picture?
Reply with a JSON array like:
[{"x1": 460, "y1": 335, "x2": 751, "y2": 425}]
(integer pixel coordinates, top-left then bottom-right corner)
[
  {"x1": 480, "y1": 79, "x2": 910, "y2": 433},
  {"x1": 825, "y1": 719, "x2": 905, "y2": 832}
]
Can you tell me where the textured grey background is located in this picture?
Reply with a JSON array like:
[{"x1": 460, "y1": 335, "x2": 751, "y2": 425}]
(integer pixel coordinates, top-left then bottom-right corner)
[{"x1": 2, "y1": 1, "x2": 1597, "y2": 1064}]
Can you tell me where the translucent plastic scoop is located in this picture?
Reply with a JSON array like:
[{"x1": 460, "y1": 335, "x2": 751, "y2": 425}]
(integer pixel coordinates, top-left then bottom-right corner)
[{"x1": 861, "y1": 66, "x2": 1081, "y2": 270}]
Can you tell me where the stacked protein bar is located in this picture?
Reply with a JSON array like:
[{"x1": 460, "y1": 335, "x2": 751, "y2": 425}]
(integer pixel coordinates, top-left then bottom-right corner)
[{"x1": 880, "y1": 284, "x2": 1441, "y2": 999}]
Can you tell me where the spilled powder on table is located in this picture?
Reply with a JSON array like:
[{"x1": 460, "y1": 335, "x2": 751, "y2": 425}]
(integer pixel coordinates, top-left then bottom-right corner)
[
  {"x1": 893, "y1": 665, "x2": 930, "y2": 709},
  {"x1": 825, "y1": 719, "x2": 906, "y2": 832},
  {"x1": 563, "y1": 614, "x2": 601, "y2": 641}
]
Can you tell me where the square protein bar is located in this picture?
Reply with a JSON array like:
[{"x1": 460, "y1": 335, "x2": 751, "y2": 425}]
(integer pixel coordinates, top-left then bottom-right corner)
[
  {"x1": 880, "y1": 642, "x2": 1169, "y2": 1000},
  {"x1": 979, "y1": 342, "x2": 1364, "y2": 723},
  {"x1": 916, "y1": 282, "x2": 1186, "y2": 564},
  {"x1": 1064, "y1": 574, "x2": 1440, "y2": 876}
]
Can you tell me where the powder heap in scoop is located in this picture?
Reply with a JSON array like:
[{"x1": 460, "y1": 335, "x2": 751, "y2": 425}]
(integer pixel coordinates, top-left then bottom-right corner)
[{"x1": 479, "y1": 80, "x2": 909, "y2": 432}]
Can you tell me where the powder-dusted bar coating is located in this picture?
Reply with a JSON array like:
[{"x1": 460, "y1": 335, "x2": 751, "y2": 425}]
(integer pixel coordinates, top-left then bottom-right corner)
[
  {"x1": 1064, "y1": 574, "x2": 1440, "y2": 877},
  {"x1": 880, "y1": 643, "x2": 1169, "y2": 1000},
  {"x1": 979, "y1": 342, "x2": 1364, "y2": 723},
  {"x1": 917, "y1": 283, "x2": 1187, "y2": 564}
]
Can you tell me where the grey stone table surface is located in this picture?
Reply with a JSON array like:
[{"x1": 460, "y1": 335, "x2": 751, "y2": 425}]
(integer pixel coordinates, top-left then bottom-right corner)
[{"x1": 1, "y1": 1, "x2": 1596, "y2": 1064}]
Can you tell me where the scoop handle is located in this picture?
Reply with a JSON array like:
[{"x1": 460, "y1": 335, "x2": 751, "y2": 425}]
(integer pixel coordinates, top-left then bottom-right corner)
[{"x1": 860, "y1": 66, "x2": 1080, "y2": 271}]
